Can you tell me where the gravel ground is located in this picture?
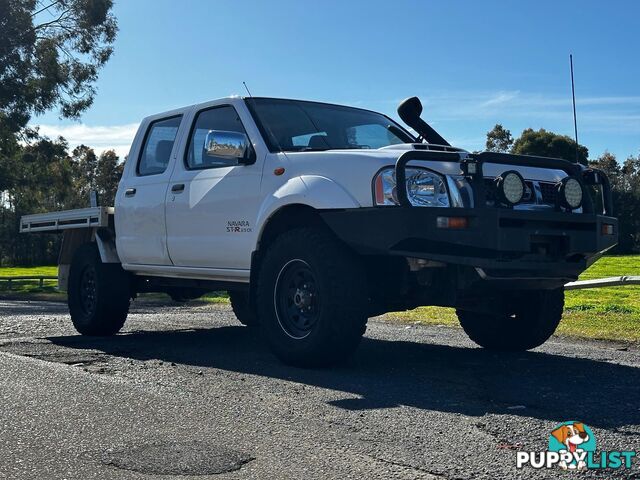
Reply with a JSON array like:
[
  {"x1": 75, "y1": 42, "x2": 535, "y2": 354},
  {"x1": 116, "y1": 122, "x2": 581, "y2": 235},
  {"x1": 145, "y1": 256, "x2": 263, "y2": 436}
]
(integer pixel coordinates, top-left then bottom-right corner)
[{"x1": 0, "y1": 299, "x2": 638, "y2": 479}]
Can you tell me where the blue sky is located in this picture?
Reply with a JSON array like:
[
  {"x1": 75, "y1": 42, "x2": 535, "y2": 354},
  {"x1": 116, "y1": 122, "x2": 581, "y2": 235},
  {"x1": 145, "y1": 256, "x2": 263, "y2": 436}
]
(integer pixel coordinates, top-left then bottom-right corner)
[{"x1": 34, "y1": 0, "x2": 640, "y2": 160}]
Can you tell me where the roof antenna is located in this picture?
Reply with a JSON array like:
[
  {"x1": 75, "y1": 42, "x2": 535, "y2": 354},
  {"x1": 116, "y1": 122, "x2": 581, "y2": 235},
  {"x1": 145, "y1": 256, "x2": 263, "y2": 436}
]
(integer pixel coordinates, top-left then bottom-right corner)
[
  {"x1": 570, "y1": 54, "x2": 580, "y2": 163},
  {"x1": 242, "y1": 81, "x2": 253, "y2": 98}
]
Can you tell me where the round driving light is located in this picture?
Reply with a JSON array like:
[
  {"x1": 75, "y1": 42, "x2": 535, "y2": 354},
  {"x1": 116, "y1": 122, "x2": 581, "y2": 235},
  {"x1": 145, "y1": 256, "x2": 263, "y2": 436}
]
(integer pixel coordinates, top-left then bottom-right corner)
[
  {"x1": 559, "y1": 177, "x2": 583, "y2": 209},
  {"x1": 496, "y1": 170, "x2": 525, "y2": 205}
]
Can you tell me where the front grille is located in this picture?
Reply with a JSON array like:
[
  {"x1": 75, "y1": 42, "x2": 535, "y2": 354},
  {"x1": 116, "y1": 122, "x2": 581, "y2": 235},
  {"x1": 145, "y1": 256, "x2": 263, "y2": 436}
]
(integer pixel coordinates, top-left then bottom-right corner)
[
  {"x1": 539, "y1": 182, "x2": 559, "y2": 205},
  {"x1": 483, "y1": 178, "x2": 559, "y2": 208},
  {"x1": 484, "y1": 179, "x2": 536, "y2": 205},
  {"x1": 483, "y1": 179, "x2": 498, "y2": 205}
]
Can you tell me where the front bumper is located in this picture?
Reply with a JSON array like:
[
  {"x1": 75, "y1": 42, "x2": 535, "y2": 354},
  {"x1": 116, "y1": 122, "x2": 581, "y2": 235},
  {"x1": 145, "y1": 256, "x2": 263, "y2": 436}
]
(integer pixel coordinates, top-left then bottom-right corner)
[
  {"x1": 324, "y1": 149, "x2": 617, "y2": 286},
  {"x1": 320, "y1": 207, "x2": 618, "y2": 281}
]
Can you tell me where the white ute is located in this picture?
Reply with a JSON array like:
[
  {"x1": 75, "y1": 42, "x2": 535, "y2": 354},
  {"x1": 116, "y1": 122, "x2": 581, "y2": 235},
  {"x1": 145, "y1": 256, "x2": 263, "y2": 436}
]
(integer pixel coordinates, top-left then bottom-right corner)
[{"x1": 21, "y1": 96, "x2": 618, "y2": 366}]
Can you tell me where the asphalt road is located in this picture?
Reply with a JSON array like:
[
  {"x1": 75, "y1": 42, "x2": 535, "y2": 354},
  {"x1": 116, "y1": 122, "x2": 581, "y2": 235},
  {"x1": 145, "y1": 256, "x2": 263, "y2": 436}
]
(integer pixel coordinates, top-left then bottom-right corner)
[{"x1": 0, "y1": 299, "x2": 638, "y2": 479}]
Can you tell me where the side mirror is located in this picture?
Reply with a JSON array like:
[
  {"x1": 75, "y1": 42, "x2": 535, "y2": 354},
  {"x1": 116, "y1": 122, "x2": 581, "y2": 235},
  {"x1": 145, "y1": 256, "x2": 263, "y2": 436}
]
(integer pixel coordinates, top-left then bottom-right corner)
[{"x1": 204, "y1": 130, "x2": 255, "y2": 165}]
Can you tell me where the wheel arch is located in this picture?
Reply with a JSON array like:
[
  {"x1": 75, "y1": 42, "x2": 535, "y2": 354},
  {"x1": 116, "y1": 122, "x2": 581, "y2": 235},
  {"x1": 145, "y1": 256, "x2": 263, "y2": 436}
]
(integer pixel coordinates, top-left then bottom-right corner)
[
  {"x1": 253, "y1": 175, "x2": 361, "y2": 253},
  {"x1": 255, "y1": 203, "x2": 327, "y2": 254},
  {"x1": 248, "y1": 175, "x2": 362, "y2": 310},
  {"x1": 58, "y1": 228, "x2": 120, "y2": 291},
  {"x1": 249, "y1": 203, "x2": 339, "y2": 309}
]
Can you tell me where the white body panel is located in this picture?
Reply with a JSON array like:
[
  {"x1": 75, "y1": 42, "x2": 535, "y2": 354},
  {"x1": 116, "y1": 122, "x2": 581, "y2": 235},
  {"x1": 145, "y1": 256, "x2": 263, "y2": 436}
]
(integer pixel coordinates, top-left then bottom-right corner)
[
  {"x1": 164, "y1": 99, "x2": 266, "y2": 270},
  {"x1": 115, "y1": 107, "x2": 189, "y2": 266},
  {"x1": 166, "y1": 163, "x2": 263, "y2": 269},
  {"x1": 21, "y1": 96, "x2": 574, "y2": 284},
  {"x1": 116, "y1": 172, "x2": 173, "y2": 265},
  {"x1": 280, "y1": 147, "x2": 566, "y2": 208}
]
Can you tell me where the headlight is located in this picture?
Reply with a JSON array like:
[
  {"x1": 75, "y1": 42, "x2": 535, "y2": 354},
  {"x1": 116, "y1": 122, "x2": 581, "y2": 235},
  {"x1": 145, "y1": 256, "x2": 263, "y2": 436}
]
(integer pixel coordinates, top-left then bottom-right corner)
[
  {"x1": 558, "y1": 177, "x2": 583, "y2": 209},
  {"x1": 373, "y1": 167, "x2": 450, "y2": 207},
  {"x1": 495, "y1": 170, "x2": 525, "y2": 205}
]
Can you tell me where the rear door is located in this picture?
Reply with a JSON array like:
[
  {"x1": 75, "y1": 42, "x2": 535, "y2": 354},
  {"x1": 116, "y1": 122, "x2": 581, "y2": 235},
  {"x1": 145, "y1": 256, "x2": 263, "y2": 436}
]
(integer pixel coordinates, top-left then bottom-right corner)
[
  {"x1": 165, "y1": 104, "x2": 263, "y2": 270},
  {"x1": 115, "y1": 115, "x2": 184, "y2": 266}
]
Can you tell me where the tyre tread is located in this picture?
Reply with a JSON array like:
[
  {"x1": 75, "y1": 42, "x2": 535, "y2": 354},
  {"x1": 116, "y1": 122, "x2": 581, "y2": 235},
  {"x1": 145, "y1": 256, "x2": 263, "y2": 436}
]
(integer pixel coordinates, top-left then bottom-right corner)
[
  {"x1": 256, "y1": 227, "x2": 368, "y2": 366},
  {"x1": 68, "y1": 243, "x2": 130, "y2": 336},
  {"x1": 456, "y1": 290, "x2": 564, "y2": 351}
]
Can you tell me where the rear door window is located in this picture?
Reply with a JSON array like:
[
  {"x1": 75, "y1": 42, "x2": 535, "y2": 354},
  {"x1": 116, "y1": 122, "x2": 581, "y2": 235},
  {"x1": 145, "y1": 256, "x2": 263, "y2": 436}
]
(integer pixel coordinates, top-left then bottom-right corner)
[{"x1": 137, "y1": 116, "x2": 182, "y2": 176}]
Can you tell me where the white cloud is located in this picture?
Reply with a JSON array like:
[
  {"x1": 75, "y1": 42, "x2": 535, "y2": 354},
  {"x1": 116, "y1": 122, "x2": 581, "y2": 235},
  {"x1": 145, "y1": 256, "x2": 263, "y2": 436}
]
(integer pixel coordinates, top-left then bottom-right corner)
[
  {"x1": 479, "y1": 91, "x2": 521, "y2": 108},
  {"x1": 28, "y1": 90, "x2": 640, "y2": 160},
  {"x1": 32, "y1": 123, "x2": 139, "y2": 159}
]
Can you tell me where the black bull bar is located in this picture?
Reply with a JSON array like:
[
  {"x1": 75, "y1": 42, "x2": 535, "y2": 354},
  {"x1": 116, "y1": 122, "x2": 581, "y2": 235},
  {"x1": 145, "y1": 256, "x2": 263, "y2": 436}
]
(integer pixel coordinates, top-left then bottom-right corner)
[{"x1": 394, "y1": 150, "x2": 613, "y2": 216}]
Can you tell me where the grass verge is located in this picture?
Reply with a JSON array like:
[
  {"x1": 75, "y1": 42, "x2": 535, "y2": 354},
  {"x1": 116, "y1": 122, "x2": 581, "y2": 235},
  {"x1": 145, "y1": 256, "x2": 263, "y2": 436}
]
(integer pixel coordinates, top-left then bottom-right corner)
[
  {"x1": 0, "y1": 266, "x2": 229, "y2": 304},
  {"x1": 385, "y1": 255, "x2": 640, "y2": 343},
  {"x1": 1, "y1": 256, "x2": 638, "y2": 342}
]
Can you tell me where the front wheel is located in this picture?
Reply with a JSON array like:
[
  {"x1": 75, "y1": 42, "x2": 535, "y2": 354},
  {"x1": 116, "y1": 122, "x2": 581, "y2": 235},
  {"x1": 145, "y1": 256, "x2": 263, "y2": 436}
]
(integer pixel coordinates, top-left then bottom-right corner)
[
  {"x1": 229, "y1": 290, "x2": 258, "y2": 327},
  {"x1": 256, "y1": 228, "x2": 368, "y2": 367},
  {"x1": 456, "y1": 289, "x2": 564, "y2": 351},
  {"x1": 68, "y1": 243, "x2": 131, "y2": 336}
]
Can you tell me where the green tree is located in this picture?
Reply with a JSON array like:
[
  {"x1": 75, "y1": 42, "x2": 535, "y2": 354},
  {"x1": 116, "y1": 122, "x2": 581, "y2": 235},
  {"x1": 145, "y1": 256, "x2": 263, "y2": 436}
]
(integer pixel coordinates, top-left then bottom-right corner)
[
  {"x1": 485, "y1": 124, "x2": 513, "y2": 153},
  {"x1": 0, "y1": 131, "x2": 20, "y2": 190},
  {"x1": 71, "y1": 144, "x2": 99, "y2": 203},
  {"x1": 95, "y1": 149, "x2": 123, "y2": 206},
  {"x1": 590, "y1": 152, "x2": 640, "y2": 253},
  {"x1": 66, "y1": 145, "x2": 122, "y2": 206},
  {"x1": 589, "y1": 151, "x2": 619, "y2": 181},
  {"x1": 0, "y1": 0, "x2": 117, "y2": 135},
  {"x1": 1, "y1": 136, "x2": 76, "y2": 264},
  {"x1": 618, "y1": 155, "x2": 640, "y2": 252},
  {"x1": 511, "y1": 128, "x2": 589, "y2": 165},
  {"x1": 0, "y1": 1, "x2": 118, "y2": 265}
]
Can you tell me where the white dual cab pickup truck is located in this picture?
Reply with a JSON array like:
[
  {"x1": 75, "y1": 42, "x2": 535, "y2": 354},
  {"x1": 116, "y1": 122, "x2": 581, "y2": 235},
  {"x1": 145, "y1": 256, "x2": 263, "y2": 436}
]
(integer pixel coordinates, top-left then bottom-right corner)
[{"x1": 21, "y1": 96, "x2": 618, "y2": 366}]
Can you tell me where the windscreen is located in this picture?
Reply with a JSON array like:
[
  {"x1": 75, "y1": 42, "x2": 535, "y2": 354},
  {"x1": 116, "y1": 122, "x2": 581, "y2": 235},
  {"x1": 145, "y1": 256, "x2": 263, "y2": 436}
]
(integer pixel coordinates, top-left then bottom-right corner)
[{"x1": 247, "y1": 98, "x2": 414, "y2": 152}]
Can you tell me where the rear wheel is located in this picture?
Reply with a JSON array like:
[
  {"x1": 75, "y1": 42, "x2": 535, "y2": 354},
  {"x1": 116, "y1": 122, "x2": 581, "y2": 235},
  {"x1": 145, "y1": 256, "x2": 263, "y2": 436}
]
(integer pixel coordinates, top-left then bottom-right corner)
[
  {"x1": 229, "y1": 290, "x2": 258, "y2": 327},
  {"x1": 456, "y1": 289, "x2": 564, "y2": 351},
  {"x1": 168, "y1": 288, "x2": 206, "y2": 303},
  {"x1": 68, "y1": 243, "x2": 131, "y2": 336},
  {"x1": 256, "y1": 227, "x2": 368, "y2": 367}
]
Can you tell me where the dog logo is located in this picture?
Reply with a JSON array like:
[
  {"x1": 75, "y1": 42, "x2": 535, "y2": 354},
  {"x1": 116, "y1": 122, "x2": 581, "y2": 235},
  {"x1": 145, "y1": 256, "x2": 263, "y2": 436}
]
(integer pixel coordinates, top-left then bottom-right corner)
[
  {"x1": 517, "y1": 420, "x2": 636, "y2": 471},
  {"x1": 549, "y1": 421, "x2": 595, "y2": 470}
]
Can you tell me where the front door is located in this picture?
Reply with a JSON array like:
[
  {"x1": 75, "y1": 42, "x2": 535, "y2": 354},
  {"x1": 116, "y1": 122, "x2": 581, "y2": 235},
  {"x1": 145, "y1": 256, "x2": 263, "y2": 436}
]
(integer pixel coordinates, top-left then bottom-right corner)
[
  {"x1": 115, "y1": 115, "x2": 183, "y2": 266},
  {"x1": 165, "y1": 105, "x2": 262, "y2": 270}
]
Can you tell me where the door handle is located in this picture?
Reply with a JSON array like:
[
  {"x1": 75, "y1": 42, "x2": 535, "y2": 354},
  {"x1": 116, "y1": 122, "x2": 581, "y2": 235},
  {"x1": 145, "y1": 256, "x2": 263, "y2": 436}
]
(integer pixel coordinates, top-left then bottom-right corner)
[
  {"x1": 171, "y1": 183, "x2": 185, "y2": 193},
  {"x1": 125, "y1": 188, "x2": 136, "y2": 197}
]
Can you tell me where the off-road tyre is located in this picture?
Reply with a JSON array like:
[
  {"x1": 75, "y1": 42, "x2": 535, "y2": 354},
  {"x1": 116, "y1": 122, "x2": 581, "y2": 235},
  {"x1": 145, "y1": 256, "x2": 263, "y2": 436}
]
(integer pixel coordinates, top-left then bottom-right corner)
[
  {"x1": 68, "y1": 243, "x2": 131, "y2": 336},
  {"x1": 229, "y1": 290, "x2": 258, "y2": 327},
  {"x1": 256, "y1": 227, "x2": 368, "y2": 367},
  {"x1": 168, "y1": 288, "x2": 205, "y2": 303},
  {"x1": 456, "y1": 289, "x2": 564, "y2": 351}
]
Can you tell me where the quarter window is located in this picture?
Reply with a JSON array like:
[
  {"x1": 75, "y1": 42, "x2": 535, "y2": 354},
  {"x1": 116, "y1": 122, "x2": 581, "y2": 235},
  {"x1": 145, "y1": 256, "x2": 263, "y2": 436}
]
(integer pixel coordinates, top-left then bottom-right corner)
[
  {"x1": 186, "y1": 106, "x2": 249, "y2": 169},
  {"x1": 137, "y1": 116, "x2": 182, "y2": 176}
]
